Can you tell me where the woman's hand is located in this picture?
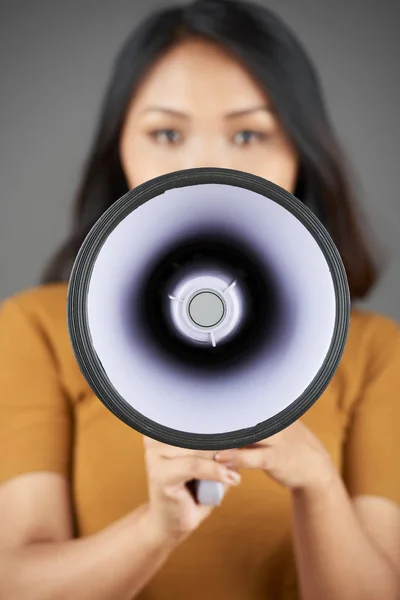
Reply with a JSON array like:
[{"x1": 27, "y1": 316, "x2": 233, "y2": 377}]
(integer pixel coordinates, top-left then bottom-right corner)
[
  {"x1": 143, "y1": 436, "x2": 241, "y2": 546},
  {"x1": 214, "y1": 420, "x2": 336, "y2": 493}
]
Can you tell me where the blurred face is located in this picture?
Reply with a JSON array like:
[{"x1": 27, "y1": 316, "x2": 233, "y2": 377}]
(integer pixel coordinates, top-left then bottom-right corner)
[{"x1": 119, "y1": 37, "x2": 299, "y2": 191}]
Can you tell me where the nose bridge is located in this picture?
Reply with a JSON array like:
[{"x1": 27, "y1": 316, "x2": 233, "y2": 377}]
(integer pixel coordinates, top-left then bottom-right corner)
[{"x1": 188, "y1": 133, "x2": 230, "y2": 169}]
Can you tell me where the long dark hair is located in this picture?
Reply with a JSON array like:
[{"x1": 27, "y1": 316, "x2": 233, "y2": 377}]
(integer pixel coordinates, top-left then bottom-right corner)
[{"x1": 40, "y1": 0, "x2": 383, "y2": 299}]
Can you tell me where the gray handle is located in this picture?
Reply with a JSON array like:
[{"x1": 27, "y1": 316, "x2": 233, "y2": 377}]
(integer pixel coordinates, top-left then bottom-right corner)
[{"x1": 193, "y1": 480, "x2": 225, "y2": 505}]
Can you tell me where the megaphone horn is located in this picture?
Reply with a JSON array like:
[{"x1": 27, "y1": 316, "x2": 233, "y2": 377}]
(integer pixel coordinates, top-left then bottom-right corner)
[{"x1": 67, "y1": 167, "x2": 350, "y2": 506}]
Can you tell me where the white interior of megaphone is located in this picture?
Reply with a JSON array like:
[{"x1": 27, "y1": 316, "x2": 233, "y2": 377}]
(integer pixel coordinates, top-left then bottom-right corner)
[{"x1": 87, "y1": 182, "x2": 336, "y2": 434}]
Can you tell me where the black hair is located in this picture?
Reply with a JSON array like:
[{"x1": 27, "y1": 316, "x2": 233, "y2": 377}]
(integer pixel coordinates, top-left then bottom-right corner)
[{"x1": 40, "y1": 0, "x2": 383, "y2": 299}]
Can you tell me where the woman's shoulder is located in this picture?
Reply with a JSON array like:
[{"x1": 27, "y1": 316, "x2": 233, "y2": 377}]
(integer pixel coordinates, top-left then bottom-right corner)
[
  {"x1": 349, "y1": 306, "x2": 400, "y2": 346},
  {"x1": 1, "y1": 281, "x2": 68, "y2": 315},
  {"x1": 340, "y1": 306, "x2": 400, "y2": 383},
  {"x1": 0, "y1": 282, "x2": 69, "y2": 341}
]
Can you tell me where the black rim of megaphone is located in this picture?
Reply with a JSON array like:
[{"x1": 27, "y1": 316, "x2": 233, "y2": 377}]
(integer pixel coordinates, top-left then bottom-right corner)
[{"x1": 67, "y1": 167, "x2": 350, "y2": 450}]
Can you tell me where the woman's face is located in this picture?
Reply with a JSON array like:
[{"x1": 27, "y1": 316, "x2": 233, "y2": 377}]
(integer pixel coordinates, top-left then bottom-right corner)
[{"x1": 119, "y1": 37, "x2": 299, "y2": 191}]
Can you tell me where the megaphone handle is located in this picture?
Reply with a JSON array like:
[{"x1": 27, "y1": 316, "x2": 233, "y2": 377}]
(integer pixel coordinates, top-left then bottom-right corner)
[{"x1": 191, "y1": 480, "x2": 225, "y2": 505}]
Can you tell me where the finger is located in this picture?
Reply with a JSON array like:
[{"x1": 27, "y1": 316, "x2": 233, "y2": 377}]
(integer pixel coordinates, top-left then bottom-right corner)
[
  {"x1": 155, "y1": 455, "x2": 242, "y2": 489},
  {"x1": 142, "y1": 435, "x2": 175, "y2": 451},
  {"x1": 215, "y1": 447, "x2": 271, "y2": 470},
  {"x1": 142, "y1": 436, "x2": 160, "y2": 451},
  {"x1": 161, "y1": 448, "x2": 216, "y2": 461},
  {"x1": 215, "y1": 434, "x2": 281, "y2": 459},
  {"x1": 143, "y1": 436, "x2": 215, "y2": 460}
]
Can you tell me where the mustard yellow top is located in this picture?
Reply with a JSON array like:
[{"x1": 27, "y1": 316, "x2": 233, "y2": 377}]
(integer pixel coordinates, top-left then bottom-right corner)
[{"x1": 0, "y1": 282, "x2": 400, "y2": 600}]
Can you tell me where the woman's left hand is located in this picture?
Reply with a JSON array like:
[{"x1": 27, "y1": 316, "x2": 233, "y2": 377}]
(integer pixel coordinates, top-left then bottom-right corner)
[{"x1": 214, "y1": 420, "x2": 337, "y2": 493}]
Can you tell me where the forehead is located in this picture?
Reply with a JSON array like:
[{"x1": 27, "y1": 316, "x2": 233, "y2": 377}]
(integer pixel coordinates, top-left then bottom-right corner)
[{"x1": 127, "y1": 38, "x2": 269, "y2": 113}]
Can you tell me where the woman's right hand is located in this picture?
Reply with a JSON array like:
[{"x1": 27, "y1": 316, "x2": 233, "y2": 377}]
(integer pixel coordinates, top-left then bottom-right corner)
[{"x1": 142, "y1": 436, "x2": 241, "y2": 545}]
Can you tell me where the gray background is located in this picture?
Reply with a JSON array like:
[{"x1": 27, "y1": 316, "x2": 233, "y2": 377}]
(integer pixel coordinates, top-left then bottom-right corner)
[{"x1": 0, "y1": 0, "x2": 399, "y2": 320}]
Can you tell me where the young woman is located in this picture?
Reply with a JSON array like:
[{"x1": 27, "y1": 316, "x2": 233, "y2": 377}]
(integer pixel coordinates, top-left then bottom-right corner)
[{"x1": 0, "y1": 1, "x2": 399, "y2": 599}]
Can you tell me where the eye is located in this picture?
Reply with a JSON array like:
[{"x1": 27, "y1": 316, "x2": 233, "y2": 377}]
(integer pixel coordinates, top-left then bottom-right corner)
[
  {"x1": 149, "y1": 129, "x2": 182, "y2": 144},
  {"x1": 233, "y1": 130, "x2": 267, "y2": 145}
]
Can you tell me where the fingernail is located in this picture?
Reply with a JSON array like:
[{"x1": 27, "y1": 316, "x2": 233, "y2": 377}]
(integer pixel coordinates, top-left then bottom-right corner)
[{"x1": 225, "y1": 469, "x2": 241, "y2": 484}]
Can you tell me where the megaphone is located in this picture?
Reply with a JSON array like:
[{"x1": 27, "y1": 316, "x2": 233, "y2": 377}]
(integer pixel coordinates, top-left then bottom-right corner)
[{"x1": 67, "y1": 167, "x2": 350, "y2": 506}]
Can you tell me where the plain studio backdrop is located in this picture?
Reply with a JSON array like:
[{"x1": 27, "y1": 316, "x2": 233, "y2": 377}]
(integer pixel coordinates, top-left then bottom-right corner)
[{"x1": 0, "y1": 0, "x2": 399, "y2": 320}]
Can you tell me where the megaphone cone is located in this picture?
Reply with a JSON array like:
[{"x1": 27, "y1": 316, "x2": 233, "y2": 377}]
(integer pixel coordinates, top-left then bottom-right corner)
[{"x1": 67, "y1": 167, "x2": 350, "y2": 505}]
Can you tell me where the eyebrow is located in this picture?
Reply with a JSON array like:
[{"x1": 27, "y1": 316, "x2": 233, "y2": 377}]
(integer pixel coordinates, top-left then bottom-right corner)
[{"x1": 140, "y1": 106, "x2": 272, "y2": 119}]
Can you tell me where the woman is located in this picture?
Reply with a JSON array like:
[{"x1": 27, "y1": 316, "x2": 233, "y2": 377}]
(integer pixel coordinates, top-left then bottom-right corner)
[{"x1": 0, "y1": 0, "x2": 399, "y2": 598}]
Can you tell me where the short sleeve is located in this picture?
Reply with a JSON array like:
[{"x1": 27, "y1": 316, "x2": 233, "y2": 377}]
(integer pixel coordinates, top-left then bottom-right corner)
[
  {"x1": 0, "y1": 296, "x2": 72, "y2": 485},
  {"x1": 342, "y1": 314, "x2": 400, "y2": 506}
]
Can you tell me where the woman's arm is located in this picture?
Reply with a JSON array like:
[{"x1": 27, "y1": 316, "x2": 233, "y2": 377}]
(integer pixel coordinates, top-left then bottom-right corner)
[
  {"x1": 291, "y1": 471, "x2": 400, "y2": 600},
  {"x1": 214, "y1": 419, "x2": 400, "y2": 600},
  {"x1": 0, "y1": 473, "x2": 179, "y2": 600}
]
